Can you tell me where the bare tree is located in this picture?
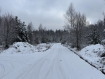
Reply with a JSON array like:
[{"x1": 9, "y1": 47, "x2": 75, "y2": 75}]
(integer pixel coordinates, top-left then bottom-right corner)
[
  {"x1": 0, "y1": 14, "x2": 2, "y2": 44},
  {"x1": 27, "y1": 22, "x2": 33, "y2": 44},
  {"x1": 65, "y1": 3, "x2": 86, "y2": 50},
  {"x1": 1, "y1": 14, "x2": 16, "y2": 48},
  {"x1": 39, "y1": 24, "x2": 43, "y2": 31},
  {"x1": 65, "y1": 3, "x2": 76, "y2": 29},
  {"x1": 75, "y1": 13, "x2": 86, "y2": 49}
]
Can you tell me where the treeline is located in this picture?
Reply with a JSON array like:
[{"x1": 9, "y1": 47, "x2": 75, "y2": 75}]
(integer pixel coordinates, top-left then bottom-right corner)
[
  {"x1": 64, "y1": 3, "x2": 105, "y2": 50},
  {"x1": 0, "y1": 13, "x2": 68, "y2": 48},
  {"x1": 27, "y1": 23, "x2": 68, "y2": 45},
  {"x1": 0, "y1": 3, "x2": 105, "y2": 50},
  {"x1": 0, "y1": 14, "x2": 29, "y2": 48}
]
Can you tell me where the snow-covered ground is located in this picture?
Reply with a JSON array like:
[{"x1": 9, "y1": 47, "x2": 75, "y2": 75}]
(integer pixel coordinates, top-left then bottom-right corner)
[
  {"x1": 0, "y1": 42, "x2": 52, "y2": 54},
  {"x1": 0, "y1": 43, "x2": 105, "y2": 79},
  {"x1": 65, "y1": 44, "x2": 105, "y2": 74}
]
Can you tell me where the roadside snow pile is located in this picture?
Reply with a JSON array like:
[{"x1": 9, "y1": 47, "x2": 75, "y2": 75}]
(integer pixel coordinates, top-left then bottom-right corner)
[
  {"x1": 80, "y1": 44, "x2": 105, "y2": 58},
  {"x1": 2, "y1": 42, "x2": 35, "y2": 54},
  {"x1": 1, "y1": 42, "x2": 52, "y2": 54},
  {"x1": 64, "y1": 44, "x2": 105, "y2": 74},
  {"x1": 78, "y1": 44, "x2": 105, "y2": 73}
]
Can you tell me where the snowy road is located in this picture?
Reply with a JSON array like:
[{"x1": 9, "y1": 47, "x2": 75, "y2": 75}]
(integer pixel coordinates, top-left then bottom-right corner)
[{"x1": 0, "y1": 43, "x2": 105, "y2": 79}]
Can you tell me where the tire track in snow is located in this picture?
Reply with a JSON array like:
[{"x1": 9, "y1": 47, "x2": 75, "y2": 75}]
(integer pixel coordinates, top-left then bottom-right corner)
[
  {"x1": 61, "y1": 45, "x2": 90, "y2": 79},
  {"x1": 39, "y1": 44, "x2": 68, "y2": 79},
  {"x1": 15, "y1": 45, "x2": 57, "y2": 79},
  {"x1": 0, "y1": 61, "x2": 14, "y2": 79},
  {"x1": 57, "y1": 48, "x2": 70, "y2": 79},
  {"x1": 59, "y1": 46, "x2": 77, "y2": 79},
  {"x1": 33, "y1": 44, "x2": 62, "y2": 79},
  {"x1": 0, "y1": 64, "x2": 5, "y2": 79},
  {"x1": 0, "y1": 56, "x2": 35, "y2": 65},
  {"x1": 39, "y1": 52, "x2": 59, "y2": 79}
]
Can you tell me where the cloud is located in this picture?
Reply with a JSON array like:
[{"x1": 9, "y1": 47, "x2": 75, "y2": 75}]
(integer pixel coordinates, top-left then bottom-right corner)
[{"x1": 0, "y1": 0, "x2": 105, "y2": 30}]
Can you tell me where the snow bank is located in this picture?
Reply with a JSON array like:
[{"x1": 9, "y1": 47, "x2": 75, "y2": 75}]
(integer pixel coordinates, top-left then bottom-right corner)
[
  {"x1": 1, "y1": 42, "x2": 52, "y2": 54},
  {"x1": 80, "y1": 44, "x2": 105, "y2": 58},
  {"x1": 1, "y1": 42, "x2": 35, "y2": 54},
  {"x1": 65, "y1": 44, "x2": 105, "y2": 74},
  {"x1": 78, "y1": 44, "x2": 105, "y2": 73}
]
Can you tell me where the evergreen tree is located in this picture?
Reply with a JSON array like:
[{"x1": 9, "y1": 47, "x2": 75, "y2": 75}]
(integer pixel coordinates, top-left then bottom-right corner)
[
  {"x1": 87, "y1": 25, "x2": 101, "y2": 44},
  {"x1": 15, "y1": 16, "x2": 28, "y2": 42}
]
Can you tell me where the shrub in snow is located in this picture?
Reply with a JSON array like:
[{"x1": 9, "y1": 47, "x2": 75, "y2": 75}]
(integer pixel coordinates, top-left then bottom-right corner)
[
  {"x1": 101, "y1": 53, "x2": 105, "y2": 57},
  {"x1": 35, "y1": 43, "x2": 52, "y2": 52},
  {"x1": 61, "y1": 40, "x2": 66, "y2": 44},
  {"x1": 100, "y1": 58, "x2": 105, "y2": 65},
  {"x1": 101, "y1": 39, "x2": 105, "y2": 45}
]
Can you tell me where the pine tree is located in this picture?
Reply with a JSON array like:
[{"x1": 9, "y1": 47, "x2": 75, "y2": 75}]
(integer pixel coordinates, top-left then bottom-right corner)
[
  {"x1": 87, "y1": 25, "x2": 101, "y2": 44},
  {"x1": 15, "y1": 16, "x2": 28, "y2": 42}
]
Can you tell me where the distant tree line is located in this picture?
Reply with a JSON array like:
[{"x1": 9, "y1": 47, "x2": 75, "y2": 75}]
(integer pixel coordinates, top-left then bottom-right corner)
[{"x1": 27, "y1": 23, "x2": 68, "y2": 45}]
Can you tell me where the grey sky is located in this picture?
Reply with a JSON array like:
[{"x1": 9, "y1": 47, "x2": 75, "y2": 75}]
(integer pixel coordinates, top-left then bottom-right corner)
[{"x1": 0, "y1": 0, "x2": 105, "y2": 30}]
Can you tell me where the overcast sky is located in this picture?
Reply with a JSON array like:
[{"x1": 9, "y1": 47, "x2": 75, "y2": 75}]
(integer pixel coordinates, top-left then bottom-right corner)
[{"x1": 0, "y1": 0, "x2": 105, "y2": 30}]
